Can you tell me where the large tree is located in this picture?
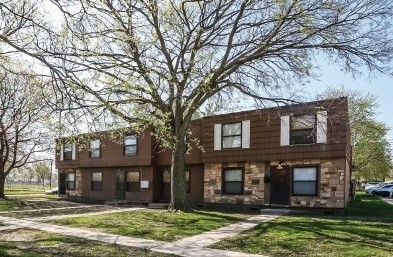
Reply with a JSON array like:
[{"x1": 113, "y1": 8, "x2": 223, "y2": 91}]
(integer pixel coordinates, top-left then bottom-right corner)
[
  {"x1": 1, "y1": 0, "x2": 393, "y2": 209},
  {"x1": 317, "y1": 87, "x2": 392, "y2": 181},
  {"x1": 0, "y1": 65, "x2": 52, "y2": 198}
]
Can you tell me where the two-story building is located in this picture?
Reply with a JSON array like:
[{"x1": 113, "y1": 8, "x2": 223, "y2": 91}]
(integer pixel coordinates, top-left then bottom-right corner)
[{"x1": 56, "y1": 97, "x2": 352, "y2": 209}]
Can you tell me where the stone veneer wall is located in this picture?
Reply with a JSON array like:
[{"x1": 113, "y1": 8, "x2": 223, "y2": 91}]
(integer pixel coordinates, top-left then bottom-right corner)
[
  {"x1": 67, "y1": 169, "x2": 82, "y2": 197},
  {"x1": 204, "y1": 162, "x2": 265, "y2": 205},
  {"x1": 271, "y1": 158, "x2": 348, "y2": 208}
]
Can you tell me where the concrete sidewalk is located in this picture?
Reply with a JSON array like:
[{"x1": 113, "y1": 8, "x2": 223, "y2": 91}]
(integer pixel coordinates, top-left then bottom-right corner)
[{"x1": 0, "y1": 208, "x2": 289, "y2": 257}]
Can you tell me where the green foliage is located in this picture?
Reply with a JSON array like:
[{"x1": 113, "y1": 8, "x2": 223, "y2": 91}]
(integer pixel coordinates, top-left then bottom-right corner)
[{"x1": 317, "y1": 86, "x2": 392, "y2": 181}]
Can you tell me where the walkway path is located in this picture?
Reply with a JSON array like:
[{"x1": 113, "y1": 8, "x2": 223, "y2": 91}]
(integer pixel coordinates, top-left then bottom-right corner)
[{"x1": 0, "y1": 207, "x2": 290, "y2": 257}]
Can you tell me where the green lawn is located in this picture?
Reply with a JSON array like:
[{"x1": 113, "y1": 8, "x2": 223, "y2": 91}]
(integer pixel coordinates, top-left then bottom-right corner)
[
  {"x1": 0, "y1": 198, "x2": 77, "y2": 212},
  {"x1": 213, "y1": 192, "x2": 393, "y2": 257},
  {"x1": 53, "y1": 210, "x2": 251, "y2": 241},
  {"x1": 0, "y1": 229, "x2": 174, "y2": 257}
]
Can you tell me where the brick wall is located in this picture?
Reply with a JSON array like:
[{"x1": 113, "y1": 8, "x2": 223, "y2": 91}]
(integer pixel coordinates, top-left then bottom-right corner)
[{"x1": 203, "y1": 162, "x2": 265, "y2": 205}]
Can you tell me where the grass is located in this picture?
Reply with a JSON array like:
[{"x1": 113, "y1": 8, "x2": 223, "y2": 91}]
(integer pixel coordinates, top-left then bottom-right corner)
[
  {"x1": 0, "y1": 229, "x2": 174, "y2": 257},
  {"x1": 212, "y1": 192, "x2": 393, "y2": 257},
  {"x1": 0, "y1": 198, "x2": 81, "y2": 212},
  {"x1": 53, "y1": 209, "x2": 251, "y2": 241}
]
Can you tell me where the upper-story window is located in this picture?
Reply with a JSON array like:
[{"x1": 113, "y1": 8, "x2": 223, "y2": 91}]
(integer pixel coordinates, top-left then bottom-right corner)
[
  {"x1": 124, "y1": 135, "x2": 137, "y2": 156},
  {"x1": 214, "y1": 120, "x2": 250, "y2": 150},
  {"x1": 63, "y1": 144, "x2": 73, "y2": 160},
  {"x1": 90, "y1": 139, "x2": 101, "y2": 158},
  {"x1": 290, "y1": 115, "x2": 316, "y2": 145},
  {"x1": 222, "y1": 123, "x2": 242, "y2": 149}
]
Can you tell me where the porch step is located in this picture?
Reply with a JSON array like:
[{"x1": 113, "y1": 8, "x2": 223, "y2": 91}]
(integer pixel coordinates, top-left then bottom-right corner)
[
  {"x1": 261, "y1": 208, "x2": 291, "y2": 215},
  {"x1": 148, "y1": 203, "x2": 169, "y2": 209}
]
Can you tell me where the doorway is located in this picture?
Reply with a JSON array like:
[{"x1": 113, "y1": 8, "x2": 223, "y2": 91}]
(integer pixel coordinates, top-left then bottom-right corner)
[
  {"x1": 59, "y1": 172, "x2": 66, "y2": 196},
  {"x1": 270, "y1": 166, "x2": 290, "y2": 205},
  {"x1": 115, "y1": 169, "x2": 125, "y2": 199}
]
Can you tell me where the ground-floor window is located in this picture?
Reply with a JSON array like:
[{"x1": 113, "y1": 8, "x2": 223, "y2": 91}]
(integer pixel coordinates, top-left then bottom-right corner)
[
  {"x1": 222, "y1": 168, "x2": 244, "y2": 195},
  {"x1": 185, "y1": 170, "x2": 190, "y2": 193},
  {"x1": 292, "y1": 167, "x2": 318, "y2": 196},
  {"x1": 127, "y1": 171, "x2": 140, "y2": 192},
  {"x1": 91, "y1": 172, "x2": 103, "y2": 191},
  {"x1": 66, "y1": 172, "x2": 75, "y2": 190}
]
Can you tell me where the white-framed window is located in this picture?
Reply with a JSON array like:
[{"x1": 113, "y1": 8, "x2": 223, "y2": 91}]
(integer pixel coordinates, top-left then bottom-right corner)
[
  {"x1": 292, "y1": 167, "x2": 318, "y2": 196},
  {"x1": 222, "y1": 123, "x2": 242, "y2": 149},
  {"x1": 280, "y1": 111, "x2": 327, "y2": 146},
  {"x1": 90, "y1": 139, "x2": 100, "y2": 158},
  {"x1": 124, "y1": 135, "x2": 137, "y2": 155},
  {"x1": 214, "y1": 120, "x2": 250, "y2": 150}
]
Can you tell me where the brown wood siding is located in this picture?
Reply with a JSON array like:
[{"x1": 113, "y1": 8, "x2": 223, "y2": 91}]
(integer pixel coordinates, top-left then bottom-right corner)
[
  {"x1": 201, "y1": 98, "x2": 349, "y2": 163},
  {"x1": 155, "y1": 120, "x2": 203, "y2": 166},
  {"x1": 56, "y1": 130, "x2": 153, "y2": 169},
  {"x1": 80, "y1": 166, "x2": 153, "y2": 201}
]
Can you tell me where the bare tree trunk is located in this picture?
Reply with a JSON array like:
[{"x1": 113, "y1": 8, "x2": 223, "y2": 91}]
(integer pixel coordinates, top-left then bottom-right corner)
[
  {"x1": 0, "y1": 171, "x2": 5, "y2": 199},
  {"x1": 168, "y1": 131, "x2": 189, "y2": 211}
]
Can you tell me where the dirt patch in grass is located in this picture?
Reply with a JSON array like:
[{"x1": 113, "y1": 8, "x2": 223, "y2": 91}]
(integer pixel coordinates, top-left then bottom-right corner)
[{"x1": 0, "y1": 229, "x2": 175, "y2": 257}]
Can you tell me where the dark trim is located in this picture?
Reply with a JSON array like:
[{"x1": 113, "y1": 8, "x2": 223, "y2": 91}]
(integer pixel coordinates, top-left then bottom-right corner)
[
  {"x1": 66, "y1": 172, "x2": 76, "y2": 190},
  {"x1": 91, "y1": 171, "x2": 103, "y2": 191},
  {"x1": 222, "y1": 167, "x2": 244, "y2": 195},
  {"x1": 126, "y1": 170, "x2": 141, "y2": 192},
  {"x1": 89, "y1": 139, "x2": 101, "y2": 158},
  {"x1": 124, "y1": 134, "x2": 138, "y2": 156},
  {"x1": 291, "y1": 166, "x2": 319, "y2": 196},
  {"x1": 185, "y1": 170, "x2": 191, "y2": 193},
  {"x1": 221, "y1": 122, "x2": 242, "y2": 149},
  {"x1": 63, "y1": 144, "x2": 73, "y2": 161}
]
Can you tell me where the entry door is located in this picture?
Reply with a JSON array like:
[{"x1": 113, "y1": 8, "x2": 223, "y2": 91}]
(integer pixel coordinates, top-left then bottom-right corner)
[
  {"x1": 59, "y1": 173, "x2": 67, "y2": 195},
  {"x1": 270, "y1": 166, "x2": 290, "y2": 205},
  {"x1": 162, "y1": 170, "x2": 171, "y2": 202},
  {"x1": 115, "y1": 170, "x2": 125, "y2": 199}
]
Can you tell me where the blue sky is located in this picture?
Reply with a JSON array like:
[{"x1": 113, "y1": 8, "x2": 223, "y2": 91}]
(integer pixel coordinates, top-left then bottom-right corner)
[{"x1": 304, "y1": 58, "x2": 393, "y2": 144}]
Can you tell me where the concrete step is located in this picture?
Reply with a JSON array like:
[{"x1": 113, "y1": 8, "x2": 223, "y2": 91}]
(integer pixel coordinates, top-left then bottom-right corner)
[{"x1": 148, "y1": 203, "x2": 169, "y2": 209}]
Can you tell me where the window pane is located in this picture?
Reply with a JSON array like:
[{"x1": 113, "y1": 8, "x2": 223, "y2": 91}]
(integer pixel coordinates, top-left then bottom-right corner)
[
  {"x1": 292, "y1": 115, "x2": 315, "y2": 129},
  {"x1": 90, "y1": 139, "x2": 100, "y2": 149},
  {"x1": 127, "y1": 171, "x2": 140, "y2": 182},
  {"x1": 224, "y1": 182, "x2": 242, "y2": 194},
  {"x1": 67, "y1": 181, "x2": 75, "y2": 190},
  {"x1": 222, "y1": 123, "x2": 241, "y2": 136},
  {"x1": 294, "y1": 167, "x2": 317, "y2": 181},
  {"x1": 293, "y1": 181, "x2": 317, "y2": 195},
  {"x1": 290, "y1": 129, "x2": 314, "y2": 144},
  {"x1": 125, "y1": 145, "x2": 137, "y2": 155},
  {"x1": 125, "y1": 135, "x2": 137, "y2": 146},
  {"x1": 127, "y1": 182, "x2": 140, "y2": 192},
  {"x1": 92, "y1": 181, "x2": 103, "y2": 191},
  {"x1": 64, "y1": 144, "x2": 72, "y2": 152},
  {"x1": 225, "y1": 169, "x2": 242, "y2": 182},
  {"x1": 67, "y1": 173, "x2": 75, "y2": 181},
  {"x1": 92, "y1": 172, "x2": 102, "y2": 182},
  {"x1": 90, "y1": 148, "x2": 100, "y2": 158},
  {"x1": 185, "y1": 171, "x2": 190, "y2": 182},
  {"x1": 222, "y1": 136, "x2": 241, "y2": 148}
]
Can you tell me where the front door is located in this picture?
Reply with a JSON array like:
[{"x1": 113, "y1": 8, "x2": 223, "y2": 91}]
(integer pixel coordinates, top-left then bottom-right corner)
[
  {"x1": 270, "y1": 166, "x2": 290, "y2": 205},
  {"x1": 59, "y1": 173, "x2": 66, "y2": 196},
  {"x1": 162, "y1": 170, "x2": 171, "y2": 202},
  {"x1": 115, "y1": 170, "x2": 125, "y2": 199}
]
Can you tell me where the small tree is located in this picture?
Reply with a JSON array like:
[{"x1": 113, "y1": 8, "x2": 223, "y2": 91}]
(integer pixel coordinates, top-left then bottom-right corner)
[
  {"x1": 33, "y1": 162, "x2": 50, "y2": 185},
  {"x1": 0, "y1": 65, "x2": 52, "y2": 198}
]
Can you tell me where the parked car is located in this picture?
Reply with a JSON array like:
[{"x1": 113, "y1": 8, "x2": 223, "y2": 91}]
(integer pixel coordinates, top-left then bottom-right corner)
[
  {"x1": 364, "y1": 182, "x2": 382, "y2": 191},
  {"x1": 373, "y1": 184, "x2": 393, "y2": 197},
  {"x1": 45, "y1": 187, "x2": 58, "y2": 194},
  {"x1": 365, "y1": 183, "x2": 383, "y2": 195}
]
